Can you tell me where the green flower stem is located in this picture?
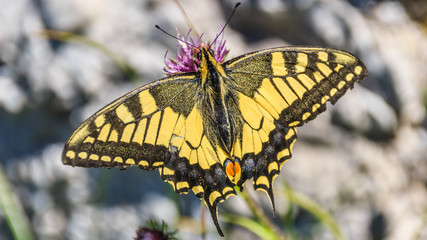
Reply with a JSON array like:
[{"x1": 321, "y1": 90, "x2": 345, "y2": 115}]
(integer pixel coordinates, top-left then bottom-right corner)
[
  {"x1": 222, "y1": 213, "x2": 280, "y2": 240},
  {"x1": 200, "y1": 201, "x2": 207, "y2": 239},
  {"x1": 239, "y1": 188, "x2": 288, "y2": 240},
  {"x1": 282, "y1": 200, "x2": 298, "y2": 240},
  {"x1": 0, "y1": 164, "x2": 34, "y2": 240}
]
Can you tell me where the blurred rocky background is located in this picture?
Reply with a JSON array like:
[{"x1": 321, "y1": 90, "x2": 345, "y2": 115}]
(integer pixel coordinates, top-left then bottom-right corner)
[{"x1": 0, "y1": 0, "x2": 426, "y2": 239}]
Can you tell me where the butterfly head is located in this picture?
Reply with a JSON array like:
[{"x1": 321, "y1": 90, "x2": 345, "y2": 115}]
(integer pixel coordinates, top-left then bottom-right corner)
[{"x1": 163, "y1": 29, "x2": 229, "y2": 75}]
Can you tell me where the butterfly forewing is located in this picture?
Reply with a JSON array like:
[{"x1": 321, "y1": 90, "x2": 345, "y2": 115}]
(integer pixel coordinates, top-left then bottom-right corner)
[
  {"x1": 63, "y1": 74, "x2": 196, "y2": 168},
  {"x1": 226, "y1": 47, "x2": 367, "y2": 127}
]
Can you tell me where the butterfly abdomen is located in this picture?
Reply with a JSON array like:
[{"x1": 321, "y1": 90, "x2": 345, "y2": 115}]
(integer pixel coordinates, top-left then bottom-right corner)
[{"x1": 198, "y1": 48, "x2": 242, "y2": 153}]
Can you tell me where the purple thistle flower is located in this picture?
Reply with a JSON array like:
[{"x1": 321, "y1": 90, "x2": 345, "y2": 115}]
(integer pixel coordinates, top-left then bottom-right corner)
[
  {"x1": 135, "y1": 227, "x2": 168, "y2": 240},
  {"x1": 163, "y1": 28, "x2": 229, "y2": 75},
  {"x1": 135, "y1": 220, "x2": 177, "y2": 240}
]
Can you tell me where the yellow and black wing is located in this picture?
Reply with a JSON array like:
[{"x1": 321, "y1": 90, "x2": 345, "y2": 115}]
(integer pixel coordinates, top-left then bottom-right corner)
[
  {"x1": 225, "y1": 46, "x2": 367, "y2": 206},
  {"x1": 62, "y1": 73, "x2": 199, "y2": 171},
  {"x1": 63, "y1": 45, "x2": 367, "y2": 236},
  {"x1": 227, "y1": 46, "x2": 367, "y2": 128},
  {"x1": 62, "y1": 72, "x2": 237, "y2": 229}
]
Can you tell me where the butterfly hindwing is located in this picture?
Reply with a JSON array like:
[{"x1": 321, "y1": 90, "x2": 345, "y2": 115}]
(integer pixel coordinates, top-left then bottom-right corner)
[{"x1": 230, "y1": 91, "x2": 298, "y2": 210}]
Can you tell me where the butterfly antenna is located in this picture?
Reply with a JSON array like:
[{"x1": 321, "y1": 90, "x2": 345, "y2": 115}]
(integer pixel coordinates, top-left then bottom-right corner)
[
  {"x1": 155, "y1": 25, "x2": 198, "y2": 49},
  {"x1": 209, "y1": 2, "x2": 241, "y2": 49}
]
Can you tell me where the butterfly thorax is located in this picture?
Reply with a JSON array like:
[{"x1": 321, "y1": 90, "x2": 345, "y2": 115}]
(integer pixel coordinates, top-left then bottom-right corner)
[{"x1": 197, "y1": 48, "x2": 242, "y2": 153}]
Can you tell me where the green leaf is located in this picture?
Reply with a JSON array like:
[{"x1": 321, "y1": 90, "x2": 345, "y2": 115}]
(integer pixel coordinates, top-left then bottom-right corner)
[
  {"x1": 0, "y1": 164, "x2": 34, "y2": 240},
  {"x1": 222, "y1": 213, "x2": 280, "y2": 240}
]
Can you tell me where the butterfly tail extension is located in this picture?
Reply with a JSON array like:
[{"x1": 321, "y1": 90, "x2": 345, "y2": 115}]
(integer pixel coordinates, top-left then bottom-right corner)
[
  {"x1": 200, "y1": 169, "x2": 236, "y2": 236},
  {"x1": 204, "y1": 194, "x2": 225, "y2": 237},
  {"x1": 161, "y1": 142, "x2": 237, "y2": 236},
  {"x1": 201, "y1": 165, "x2": 237, "y2": 236},
  {"x1": 253, "y1": 125, "x2": 297, "y2": 210}
]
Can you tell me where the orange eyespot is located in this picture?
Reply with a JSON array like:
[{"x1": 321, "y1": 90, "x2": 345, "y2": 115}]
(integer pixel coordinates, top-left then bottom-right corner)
[
  {"x1": 225, "y1": 159, "x2": 241, "y2": 184},
  {"x1": 226, "y1": 161, "x2": 235, "y2": 177}
]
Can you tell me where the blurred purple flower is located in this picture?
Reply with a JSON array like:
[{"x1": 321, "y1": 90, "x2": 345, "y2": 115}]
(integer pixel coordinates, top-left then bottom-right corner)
[
  {"x1": 163, "y1": 28, "x2": 229, "y2": 75},
  {"x1": 135, "y1": 227, "x2": 168, "y2": 240},
  {"x1": 135, "y1": 220, "x2": 177, "y2": 240}
]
